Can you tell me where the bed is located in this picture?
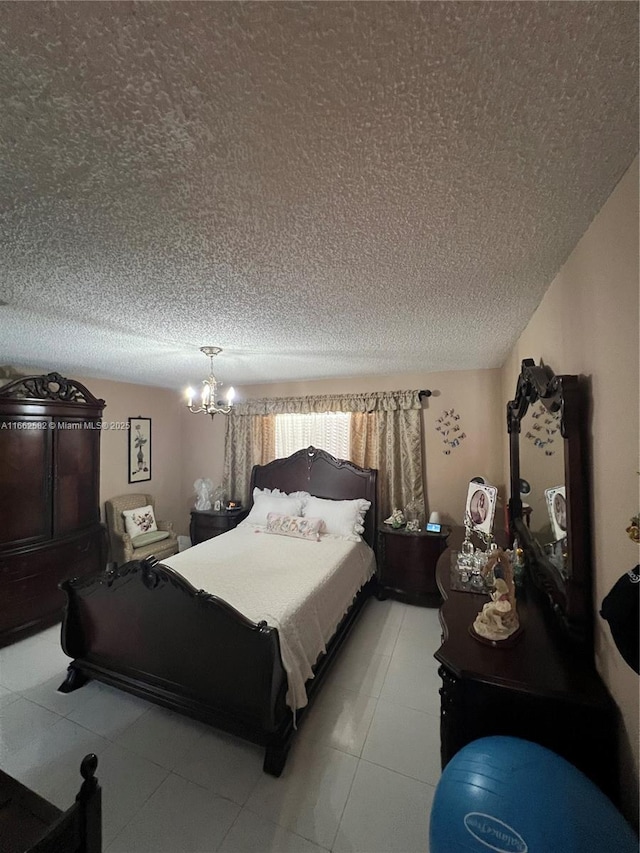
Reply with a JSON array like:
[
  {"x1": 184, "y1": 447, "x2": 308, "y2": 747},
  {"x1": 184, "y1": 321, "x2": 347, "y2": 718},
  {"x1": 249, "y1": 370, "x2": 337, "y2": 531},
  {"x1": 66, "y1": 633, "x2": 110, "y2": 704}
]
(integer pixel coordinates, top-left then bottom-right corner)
[{"x1": 58, "y1": 447, "x2": 377, "y2": 776}]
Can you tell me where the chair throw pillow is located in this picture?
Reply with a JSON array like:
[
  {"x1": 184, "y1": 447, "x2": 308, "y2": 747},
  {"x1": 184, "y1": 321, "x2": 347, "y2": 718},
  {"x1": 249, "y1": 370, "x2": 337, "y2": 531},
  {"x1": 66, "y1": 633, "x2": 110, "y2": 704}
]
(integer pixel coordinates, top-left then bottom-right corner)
[{"x1": 122, "y1": 505, "x2": 158, "y2": 538}]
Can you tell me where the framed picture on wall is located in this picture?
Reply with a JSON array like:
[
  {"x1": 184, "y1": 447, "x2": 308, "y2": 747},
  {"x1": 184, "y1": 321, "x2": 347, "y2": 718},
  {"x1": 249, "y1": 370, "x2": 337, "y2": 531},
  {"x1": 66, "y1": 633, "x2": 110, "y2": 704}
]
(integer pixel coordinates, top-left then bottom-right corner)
[{"x1": 128, "y1": 417, "x2": 151, "y2": 483}]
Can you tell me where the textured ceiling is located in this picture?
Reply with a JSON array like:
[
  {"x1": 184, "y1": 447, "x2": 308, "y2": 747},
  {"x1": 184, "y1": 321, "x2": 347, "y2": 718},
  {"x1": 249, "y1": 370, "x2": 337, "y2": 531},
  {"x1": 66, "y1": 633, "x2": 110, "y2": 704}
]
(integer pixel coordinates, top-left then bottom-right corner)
[{"x1": 0, "y1": 2, "x2": 637, "y2": 390}]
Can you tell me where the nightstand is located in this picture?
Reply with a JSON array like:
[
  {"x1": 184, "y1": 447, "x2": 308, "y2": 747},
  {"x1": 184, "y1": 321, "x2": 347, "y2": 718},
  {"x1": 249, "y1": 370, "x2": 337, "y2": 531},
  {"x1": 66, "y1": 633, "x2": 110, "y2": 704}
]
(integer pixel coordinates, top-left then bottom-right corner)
[
  {"x1": 377, "y1": 525, "x2": 450, "y2": 606},
  {"x1": 190, "y1": 508, "x2": 249, "y2": 545}
]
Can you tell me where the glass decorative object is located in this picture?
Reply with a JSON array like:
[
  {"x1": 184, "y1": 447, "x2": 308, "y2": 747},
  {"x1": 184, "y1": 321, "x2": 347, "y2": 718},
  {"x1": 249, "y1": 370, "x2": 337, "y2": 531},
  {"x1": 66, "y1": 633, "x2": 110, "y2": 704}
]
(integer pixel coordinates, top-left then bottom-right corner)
[
  {"x1": 194, "y1": 478, "x2": 214, "y2": 511},
  {"x1": 404, "y1": 500, "x2": 424, "y2": 530},
  {"x1": 471, "y1": 550, "x2": 489, "y2": 589}
]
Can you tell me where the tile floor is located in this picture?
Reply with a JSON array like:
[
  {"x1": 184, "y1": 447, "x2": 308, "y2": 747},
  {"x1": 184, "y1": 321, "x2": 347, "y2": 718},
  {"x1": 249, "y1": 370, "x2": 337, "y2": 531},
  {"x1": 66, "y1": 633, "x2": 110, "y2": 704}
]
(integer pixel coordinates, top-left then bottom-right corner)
[{"x1": 0, "y1": 598, "x2": 443, "y2": 852}]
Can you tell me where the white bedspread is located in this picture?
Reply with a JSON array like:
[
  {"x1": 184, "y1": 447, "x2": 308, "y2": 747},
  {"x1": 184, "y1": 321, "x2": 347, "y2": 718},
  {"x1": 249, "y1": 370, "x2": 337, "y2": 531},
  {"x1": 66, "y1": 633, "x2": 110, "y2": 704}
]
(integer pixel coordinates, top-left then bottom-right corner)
[{"x1": 162, "y1": 522, "x2": 376, "y2": 711}]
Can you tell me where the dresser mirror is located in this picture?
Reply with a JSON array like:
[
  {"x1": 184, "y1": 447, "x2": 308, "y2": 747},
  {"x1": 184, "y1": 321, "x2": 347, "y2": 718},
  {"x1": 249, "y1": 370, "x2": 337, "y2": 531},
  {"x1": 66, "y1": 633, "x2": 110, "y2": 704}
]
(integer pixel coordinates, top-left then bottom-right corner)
[
  {"x1": 507, "y1": 359, "x2": 591, "y2": 644},
  {"x1": 518, "y1": 402, "x2": 565, "y2": 554}
]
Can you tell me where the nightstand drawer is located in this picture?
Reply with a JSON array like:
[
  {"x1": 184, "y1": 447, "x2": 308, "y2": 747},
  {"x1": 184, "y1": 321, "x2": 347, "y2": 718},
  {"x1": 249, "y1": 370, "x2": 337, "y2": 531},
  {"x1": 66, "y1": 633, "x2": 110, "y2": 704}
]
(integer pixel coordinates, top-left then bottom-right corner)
[
  {"x1": 377, "y1": 526, "x2": 449, "y2": 606},
  {"x1": 190, "y1": 509, "x2": 248, "y2": 545}
]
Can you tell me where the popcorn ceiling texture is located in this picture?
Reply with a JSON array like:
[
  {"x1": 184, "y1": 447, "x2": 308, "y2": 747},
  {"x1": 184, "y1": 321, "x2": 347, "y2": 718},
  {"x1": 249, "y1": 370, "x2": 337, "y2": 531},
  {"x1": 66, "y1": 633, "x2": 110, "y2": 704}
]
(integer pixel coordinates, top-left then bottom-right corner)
[{"x1": 0, "y1": 2, "x2": 637, "y2": 388}]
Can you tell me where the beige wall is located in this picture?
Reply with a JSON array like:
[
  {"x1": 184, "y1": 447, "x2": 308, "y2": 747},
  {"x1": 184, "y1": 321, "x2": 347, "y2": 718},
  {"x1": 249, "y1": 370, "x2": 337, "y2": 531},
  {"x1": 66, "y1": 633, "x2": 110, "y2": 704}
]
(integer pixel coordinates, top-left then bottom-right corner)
[
  {"x1": 501, "y1": 156, "x2": 639, "y2": 823},
  {"x1": 74, "y1": 375, "x2": 186, "y2": 536},
  {"x1": 180, "y1": 400, "x2": 224, "y2": 532},
  {"x1": 180, "y1": 368, "x2": 505, "y2": 535}
]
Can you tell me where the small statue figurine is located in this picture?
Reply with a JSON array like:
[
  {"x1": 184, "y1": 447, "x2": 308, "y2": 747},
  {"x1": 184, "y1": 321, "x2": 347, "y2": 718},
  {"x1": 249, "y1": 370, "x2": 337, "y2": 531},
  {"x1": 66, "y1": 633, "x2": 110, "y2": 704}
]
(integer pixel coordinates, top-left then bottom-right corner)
[
  {"x1": 194, "y1": 478, "x2": 214, "y2": 511},
  {"x1": 472, "y1": 549, "x2": 521, "y2": 642}
]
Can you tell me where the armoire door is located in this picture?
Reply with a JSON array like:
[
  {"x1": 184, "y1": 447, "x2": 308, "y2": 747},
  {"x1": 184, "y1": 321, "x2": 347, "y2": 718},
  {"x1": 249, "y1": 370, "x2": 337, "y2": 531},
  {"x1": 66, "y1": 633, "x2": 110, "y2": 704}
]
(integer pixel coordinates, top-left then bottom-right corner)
[
  {"x1": 53, "y1": 419, "x2": 101, "y2": 536},
  {"x1": 0, "y1": 417, "x2": 52, "y2": 548}
]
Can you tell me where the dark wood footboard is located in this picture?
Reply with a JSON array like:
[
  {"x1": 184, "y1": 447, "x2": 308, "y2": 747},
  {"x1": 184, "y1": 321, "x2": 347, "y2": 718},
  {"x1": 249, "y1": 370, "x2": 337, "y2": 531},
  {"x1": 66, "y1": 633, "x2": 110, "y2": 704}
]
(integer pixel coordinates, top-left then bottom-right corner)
[
  {"x1": 1, "y1": 753, "x2": 101, "y2": 853},
  {"x1": 60, "y1": 557, "x2": 372, "y2": 775}
]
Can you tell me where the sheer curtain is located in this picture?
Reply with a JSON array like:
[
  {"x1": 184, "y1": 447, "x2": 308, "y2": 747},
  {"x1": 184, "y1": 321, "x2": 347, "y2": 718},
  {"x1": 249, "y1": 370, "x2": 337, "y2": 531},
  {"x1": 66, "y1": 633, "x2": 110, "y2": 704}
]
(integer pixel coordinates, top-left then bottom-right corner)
[
  {"x1": 224, "y1": 390, "x2": 425, "y2": 522},
  {"x1": 275, "y1": 412, "x2": 351, "y2": 460}
]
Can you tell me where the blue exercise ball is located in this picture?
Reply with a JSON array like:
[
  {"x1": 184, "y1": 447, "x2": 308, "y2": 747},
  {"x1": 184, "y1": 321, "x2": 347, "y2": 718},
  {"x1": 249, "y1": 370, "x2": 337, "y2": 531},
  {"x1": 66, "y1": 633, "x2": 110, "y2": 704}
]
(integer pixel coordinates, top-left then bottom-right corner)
[{"x1": 430, "y1": 736, "x2": 637, "y2": 853}]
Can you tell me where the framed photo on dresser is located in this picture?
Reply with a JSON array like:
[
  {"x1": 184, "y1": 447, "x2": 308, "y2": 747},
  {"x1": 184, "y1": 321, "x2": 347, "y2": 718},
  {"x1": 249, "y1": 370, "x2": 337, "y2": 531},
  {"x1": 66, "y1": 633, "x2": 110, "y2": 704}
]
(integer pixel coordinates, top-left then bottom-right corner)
[
  {"x1": 465, "y1": 481, "x2": 497, "y2": 536},
  {"x1": 128, "y1": 416, "x2": 152, "y2": 483},
  {"x1": 545, "y1": 485, "x2": 567, "y2": 542}
]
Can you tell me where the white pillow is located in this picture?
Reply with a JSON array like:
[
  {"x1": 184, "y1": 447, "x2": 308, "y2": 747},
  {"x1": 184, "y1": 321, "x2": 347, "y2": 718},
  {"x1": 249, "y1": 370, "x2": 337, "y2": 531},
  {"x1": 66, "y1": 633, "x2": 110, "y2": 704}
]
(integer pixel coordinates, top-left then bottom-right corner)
[
  {"x1": 253, "y1": 486, "x2": 310, "y2": 503},
  {"x1": 302, "y1": 496, "x2": 371, "y2": 542},
  {"x1": 122, "y1": 505, "x2": 158, "y2": 538},
  {"x1": 245, "y1": 493, "x2": 306, "y2": 526}
]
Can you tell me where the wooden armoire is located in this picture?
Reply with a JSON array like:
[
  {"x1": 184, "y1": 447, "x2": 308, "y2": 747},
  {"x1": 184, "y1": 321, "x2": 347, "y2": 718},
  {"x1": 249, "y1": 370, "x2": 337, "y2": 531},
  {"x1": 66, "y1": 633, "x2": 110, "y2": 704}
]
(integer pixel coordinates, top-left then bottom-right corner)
[{"x1": 0, "y1": 372, "x2": 106, "y2": 645}]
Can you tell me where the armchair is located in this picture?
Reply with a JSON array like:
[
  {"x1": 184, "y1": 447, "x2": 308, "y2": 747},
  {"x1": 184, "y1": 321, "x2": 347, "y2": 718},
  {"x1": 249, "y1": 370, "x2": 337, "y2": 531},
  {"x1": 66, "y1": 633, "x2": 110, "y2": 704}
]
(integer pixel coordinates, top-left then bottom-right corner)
[{"x1": 105, "y1": 493, "x2": 179, "y2": 566}]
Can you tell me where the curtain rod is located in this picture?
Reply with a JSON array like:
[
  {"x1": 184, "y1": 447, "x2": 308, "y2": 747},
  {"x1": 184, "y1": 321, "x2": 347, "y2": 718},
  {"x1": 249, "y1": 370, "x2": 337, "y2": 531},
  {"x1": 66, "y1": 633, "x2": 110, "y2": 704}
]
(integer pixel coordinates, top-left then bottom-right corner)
[{"x1": 419, "y1": 390, "x2": 432, "y2": 400}]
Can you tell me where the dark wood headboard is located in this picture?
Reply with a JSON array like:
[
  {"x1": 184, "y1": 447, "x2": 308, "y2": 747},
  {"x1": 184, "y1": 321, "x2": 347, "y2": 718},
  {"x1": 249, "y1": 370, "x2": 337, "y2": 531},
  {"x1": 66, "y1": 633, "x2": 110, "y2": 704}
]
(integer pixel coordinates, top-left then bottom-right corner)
[{"x1": 249, "y1": 447, "x2": 378, "y2": 550}]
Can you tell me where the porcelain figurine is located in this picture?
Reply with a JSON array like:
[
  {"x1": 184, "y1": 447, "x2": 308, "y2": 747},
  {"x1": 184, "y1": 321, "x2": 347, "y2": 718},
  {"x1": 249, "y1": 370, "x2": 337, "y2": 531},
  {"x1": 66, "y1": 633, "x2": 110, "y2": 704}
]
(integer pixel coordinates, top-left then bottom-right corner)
[{"x1": 472, "y1": 549, "x2": 520, "y2": 642}]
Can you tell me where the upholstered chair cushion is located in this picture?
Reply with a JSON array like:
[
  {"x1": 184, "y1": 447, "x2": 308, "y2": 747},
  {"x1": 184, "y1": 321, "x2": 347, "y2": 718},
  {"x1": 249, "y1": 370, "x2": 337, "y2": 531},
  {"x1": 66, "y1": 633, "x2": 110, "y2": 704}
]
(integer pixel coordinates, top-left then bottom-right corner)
[{"x1": 131, "y1": 530, "x2": 171, "y2": 549}]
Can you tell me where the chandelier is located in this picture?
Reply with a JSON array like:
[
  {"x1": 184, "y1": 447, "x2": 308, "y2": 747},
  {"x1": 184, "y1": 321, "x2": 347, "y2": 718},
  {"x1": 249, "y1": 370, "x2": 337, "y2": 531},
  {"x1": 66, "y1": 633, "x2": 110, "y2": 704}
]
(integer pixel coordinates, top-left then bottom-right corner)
[{"x1": 186, "y1": 347, "x2": 235, "y2": 417}]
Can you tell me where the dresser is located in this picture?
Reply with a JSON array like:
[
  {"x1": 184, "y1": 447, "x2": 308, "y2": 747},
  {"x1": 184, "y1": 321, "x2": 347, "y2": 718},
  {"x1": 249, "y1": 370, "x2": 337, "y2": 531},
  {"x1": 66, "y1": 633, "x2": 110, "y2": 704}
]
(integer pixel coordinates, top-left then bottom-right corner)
[
  {"x1": 435, "y1": 547, "x2": 619, "y2": 805},
  {"x1": 431, "y1": 356, "x2": 624, "y2": 811},
  {"x1": 377, "y1": 525, "x2": 449, "y2": 605},
  {"x1": 0, "y1": 373, "x2": 106, "y2": 645},
  {"x1": 190, "y1": 507, "x2": 249, "y2": 545}
]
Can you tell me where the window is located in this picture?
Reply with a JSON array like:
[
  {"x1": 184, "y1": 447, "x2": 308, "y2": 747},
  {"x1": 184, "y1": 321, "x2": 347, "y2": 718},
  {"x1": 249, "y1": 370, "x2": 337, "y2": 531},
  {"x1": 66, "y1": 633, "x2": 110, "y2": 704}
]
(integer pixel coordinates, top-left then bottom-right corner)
[{"x1": 274, "y1": 412, "x2": 351, "y2": 460}]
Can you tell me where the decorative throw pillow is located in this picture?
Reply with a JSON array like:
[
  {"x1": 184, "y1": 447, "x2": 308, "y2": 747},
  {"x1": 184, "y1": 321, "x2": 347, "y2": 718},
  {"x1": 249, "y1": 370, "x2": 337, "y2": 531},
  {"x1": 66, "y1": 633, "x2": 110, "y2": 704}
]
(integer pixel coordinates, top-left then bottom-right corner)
[
  {"x1": 122, "y1": 505, "x2": 158, "y2": 538},
  {"x1": 244, "y1": 493, "x2": 306, "y2": 527},
  {"x1": 302, "y1": 496, "x2": 371, "y2": 542},
  {"x1": 265, "y1": 512, "x2": 324, "y2": 541}
]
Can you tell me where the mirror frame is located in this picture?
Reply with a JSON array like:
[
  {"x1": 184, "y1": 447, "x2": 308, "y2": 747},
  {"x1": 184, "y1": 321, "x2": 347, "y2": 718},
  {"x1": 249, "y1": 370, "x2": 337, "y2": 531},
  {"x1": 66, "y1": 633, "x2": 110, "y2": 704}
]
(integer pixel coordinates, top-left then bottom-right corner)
[{"x1": 507, "y1": 358, "x2": 592, "y2": 645}]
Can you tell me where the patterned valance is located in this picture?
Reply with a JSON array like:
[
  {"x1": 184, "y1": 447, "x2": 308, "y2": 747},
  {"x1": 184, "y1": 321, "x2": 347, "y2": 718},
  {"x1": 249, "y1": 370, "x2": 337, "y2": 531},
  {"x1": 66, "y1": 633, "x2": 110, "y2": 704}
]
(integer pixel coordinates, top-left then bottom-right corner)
[{"x1": 230, "y1": 389, "x2": 423, "y2": 416}]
